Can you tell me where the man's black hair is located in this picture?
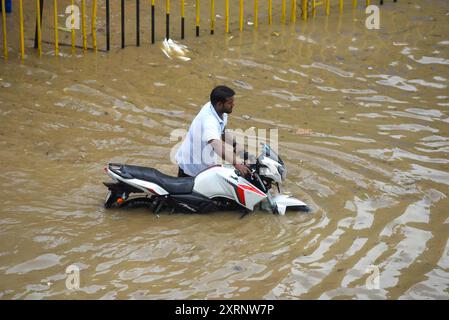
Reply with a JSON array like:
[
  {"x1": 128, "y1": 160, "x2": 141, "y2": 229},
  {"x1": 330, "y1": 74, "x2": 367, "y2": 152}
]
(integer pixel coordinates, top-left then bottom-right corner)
[{"x1": 210, "y1": 86, "x2": 235, "y2": 107}]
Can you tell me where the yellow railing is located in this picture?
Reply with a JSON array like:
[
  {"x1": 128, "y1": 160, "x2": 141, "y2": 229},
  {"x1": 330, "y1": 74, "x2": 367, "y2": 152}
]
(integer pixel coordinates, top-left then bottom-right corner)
[{"x1": 0, "y1": 0, "x2": 397, "y2": 60}]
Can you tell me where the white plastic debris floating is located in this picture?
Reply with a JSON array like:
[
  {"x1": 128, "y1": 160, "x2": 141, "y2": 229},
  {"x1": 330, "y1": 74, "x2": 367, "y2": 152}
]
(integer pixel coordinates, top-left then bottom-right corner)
[{"x1": 161, "y1": 39, "x2": 191, "y2": 61}]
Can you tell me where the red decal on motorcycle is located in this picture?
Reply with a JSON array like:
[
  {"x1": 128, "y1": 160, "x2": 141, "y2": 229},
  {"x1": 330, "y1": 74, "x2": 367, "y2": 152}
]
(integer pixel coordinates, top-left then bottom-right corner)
[
  {"x1": 238, "y1": 184, "x2": 265, "y2": 197},
  {"x1": 224, "y1": 180, "x2": 245, "y2": 206},
  {"x1": 235, "y1": 184, "x2": 265, "y2": 206},
  {"x1": 236, "y1": 187, "x2": 246, "y2": 206}
]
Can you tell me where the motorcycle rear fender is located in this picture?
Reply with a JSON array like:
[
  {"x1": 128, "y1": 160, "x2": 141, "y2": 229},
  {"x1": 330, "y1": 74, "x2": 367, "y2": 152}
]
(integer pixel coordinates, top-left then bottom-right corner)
[{"x1": 103, "y1": 181, "x2": 143, "y2": 194}]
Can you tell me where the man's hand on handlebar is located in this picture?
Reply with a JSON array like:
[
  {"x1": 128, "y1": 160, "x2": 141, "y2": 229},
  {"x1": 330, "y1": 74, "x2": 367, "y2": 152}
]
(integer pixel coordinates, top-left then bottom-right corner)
[{"x1": 234, "y1": 163, "x2": 251, "y2": 176}]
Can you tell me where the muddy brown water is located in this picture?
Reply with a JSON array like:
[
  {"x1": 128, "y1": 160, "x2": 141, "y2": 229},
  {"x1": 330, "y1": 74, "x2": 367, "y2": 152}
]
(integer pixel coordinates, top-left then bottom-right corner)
[{"x1": 0, "y1": 1, "x2": 448, "y2": 299}]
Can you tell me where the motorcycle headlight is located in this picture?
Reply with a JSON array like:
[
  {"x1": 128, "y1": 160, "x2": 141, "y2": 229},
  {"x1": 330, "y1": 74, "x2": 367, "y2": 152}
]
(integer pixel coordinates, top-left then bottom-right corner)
[{"x1": 259, "y1": 166, "x2": 269, "y2": 176}]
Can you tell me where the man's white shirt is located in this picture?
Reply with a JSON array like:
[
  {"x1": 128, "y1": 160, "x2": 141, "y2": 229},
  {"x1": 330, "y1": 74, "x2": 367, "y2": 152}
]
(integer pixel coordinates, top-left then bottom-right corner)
[{"x1": 176, "y1": 102, "x2": 228, "y2": 176}]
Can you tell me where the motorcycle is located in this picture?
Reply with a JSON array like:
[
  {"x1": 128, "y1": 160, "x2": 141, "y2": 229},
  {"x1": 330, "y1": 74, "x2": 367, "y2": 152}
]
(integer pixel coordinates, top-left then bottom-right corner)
[{"x1": 103, "y1": 143, "x2": 308, "y2": 215}]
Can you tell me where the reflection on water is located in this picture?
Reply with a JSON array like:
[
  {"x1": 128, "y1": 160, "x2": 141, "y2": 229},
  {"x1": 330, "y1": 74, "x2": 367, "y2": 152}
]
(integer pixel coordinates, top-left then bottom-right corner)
[{"x1": 0, "y1": 0, "x2": 448, "y2": 299}]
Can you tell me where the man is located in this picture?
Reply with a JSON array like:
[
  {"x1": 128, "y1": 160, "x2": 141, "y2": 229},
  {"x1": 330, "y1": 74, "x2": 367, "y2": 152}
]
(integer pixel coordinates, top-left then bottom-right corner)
[{"x1": 176, "y1": 86, "x2": 251, "y2": 177}]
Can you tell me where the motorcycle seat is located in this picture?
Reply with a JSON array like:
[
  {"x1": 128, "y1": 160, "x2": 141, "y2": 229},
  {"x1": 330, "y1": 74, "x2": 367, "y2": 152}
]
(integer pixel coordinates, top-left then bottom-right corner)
[{"x1": 112, "y1": 164, "x2": 194, "y2": 195}]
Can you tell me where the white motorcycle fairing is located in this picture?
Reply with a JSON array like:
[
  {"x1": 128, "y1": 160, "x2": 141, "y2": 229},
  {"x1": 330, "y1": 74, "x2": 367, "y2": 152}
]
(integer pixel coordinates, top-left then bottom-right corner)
[
  {"x1": 193, "y1": 166, "x2": 267, "y2": 211},
  {"x1": 270, "y1": 194, "x2": 308, "y2": 215}
]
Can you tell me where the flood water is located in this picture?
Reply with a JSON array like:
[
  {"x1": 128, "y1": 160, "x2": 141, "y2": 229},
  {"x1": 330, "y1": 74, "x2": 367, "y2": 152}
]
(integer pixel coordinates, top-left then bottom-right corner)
[{"x1": 0, "y1": 1, "x2": 448, "y2": 299}]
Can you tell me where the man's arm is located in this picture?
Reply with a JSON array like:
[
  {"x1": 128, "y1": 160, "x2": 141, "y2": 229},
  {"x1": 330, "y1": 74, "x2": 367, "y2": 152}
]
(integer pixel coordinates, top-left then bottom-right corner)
[
  {"x1": 222, "y1": 130, "x2": 244, "y2": 155},
  {"x1": 209, "y1": 139, "x2": 251, "y2": 176}
]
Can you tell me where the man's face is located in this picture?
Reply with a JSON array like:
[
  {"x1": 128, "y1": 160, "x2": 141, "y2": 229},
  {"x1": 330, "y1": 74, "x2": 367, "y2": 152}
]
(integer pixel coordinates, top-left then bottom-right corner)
[{"x1": 220, "y1": 96, "x2": 235, "y2": 114}]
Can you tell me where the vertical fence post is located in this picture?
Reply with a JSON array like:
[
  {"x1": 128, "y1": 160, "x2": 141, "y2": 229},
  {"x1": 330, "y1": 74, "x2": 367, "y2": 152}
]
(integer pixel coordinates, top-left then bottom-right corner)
[
  {"x1": 239, "y1": 0, "x2": 243, "y2": 31},
  {"x1": 353, "y1": 0, "x2": 357, "y2": 9},
  {"x1": 366, "y1": 0, "x2": 371, "y2": 6},
  {"x1": 166, "y1": 0, "x2": 170, "y2": 40},
  {"x1": 302, "y1": 0, "x2": 307, "y2": 20},
  {"x1": 106, "y1": 0, "x2": 110, "y2": 50},
  {"x1": 225, "y1": 0, "x2": 229, "y2": 33},
  {"x1": 181, "y1": 0, "x2": 185, "y2": 39},
  {"x1": 326, "y1": 0, "x2": 330, "y2": 16},
  {"x1": 281, "y1": 0, "x2": 286, "y2": 24},
  {"x1": 312, "y1": 0, "x2": 316, "y2": 17},
  {"x1": 339, "y1": 0, "x2": 343, "y2": 12},
  {"x1": 19, "y1": 0, "x2": 25, "y2": 59},
  {"x1": 34, "y1": 0, "x2": 43, "y2": 50},
  {"x1": 268, "y1": 0, "x2": 272, "y2": 24},
  {"x1": 121, "y1": 0, "x2": 125, "y2": 48},
  {"x1": 53, "y1": 0, "x2": 59, "y2": 55},
  {"x1": 36, "y1": 0, "x2": 42, "y2": 56},
  {"x1": 136, "y1": 0, "x2": 140, "y2": 46},
  {"x1": 254, "y1": 0, "x2": 258, "y2": 28},
  {"x1": 1, "y1": 0, "x2": 7, "y2": 59},
  {"x1": 196, "y1": 0, "x2": 200, "y2": 37},
  {"x1": 151, "y1": 0, "x2": 155, "y2": 44},
  {"x1": 291, "y1": 0, "x2": 296, "y2": 23},
  {"x1": 210, "y1": 0, "x2": 215, "y2": 35}
]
